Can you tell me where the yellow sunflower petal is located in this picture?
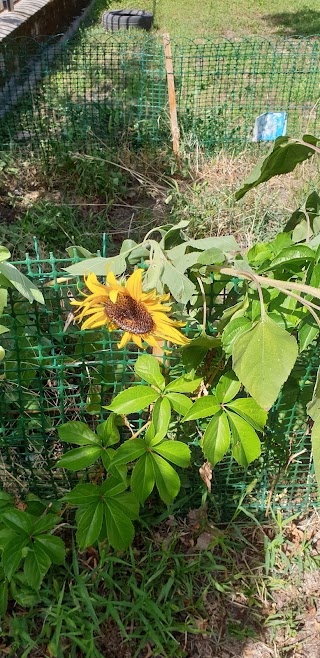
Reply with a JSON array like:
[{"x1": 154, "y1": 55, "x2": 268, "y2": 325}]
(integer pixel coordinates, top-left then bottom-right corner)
[
  {"x1": 154, "y1": 325, "x2": 189, "y2": 345},
  {"x1": 109, "y1": 289, "x2": 119, "y2": 303},
  {"x1": 142, "y1": 333, "x2": 161, "y2": 348},
  {"x1": 81, "y1": 312, "x2": 109, "y2": 330},
  {"x1": 126, "y1": 268, "x2": 143, "y2": 301},
  {"x1": 106, "y1": 271, "x2": 124, "y2": 291},
  {"x1": 132, "y1": 334, "x2": 143, "y2": 348},
  {"x1": 117, "y1": 332, "x2": 131, "y2": 349},
  {"x1": 85, "y1": 273, "x2": 109, "y2": 295}
]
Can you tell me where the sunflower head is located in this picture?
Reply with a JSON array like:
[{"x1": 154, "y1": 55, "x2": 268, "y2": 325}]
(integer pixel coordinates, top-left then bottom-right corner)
[{"x1": 70, "y1": 268, "x2": 189, "y2": 350}]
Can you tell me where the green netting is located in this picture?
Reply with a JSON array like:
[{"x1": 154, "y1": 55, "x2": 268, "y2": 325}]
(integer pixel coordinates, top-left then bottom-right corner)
[
  {"x1": 0, "y1": 34, "x2": 319, "y2": 154},
  {"x1": 0, "y1": 241, "x2": 318, "y2": 519}
]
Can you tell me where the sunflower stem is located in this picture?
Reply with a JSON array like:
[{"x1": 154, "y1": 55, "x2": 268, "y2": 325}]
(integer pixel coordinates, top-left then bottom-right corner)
[{"x1": 197, "y1": 276, "x2": 207, "y2": 333}]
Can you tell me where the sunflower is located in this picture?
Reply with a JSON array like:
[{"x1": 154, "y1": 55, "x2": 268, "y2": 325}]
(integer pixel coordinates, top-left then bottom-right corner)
[{"x1": 70, "y1": 268, "x2": 189, "y2": 349}]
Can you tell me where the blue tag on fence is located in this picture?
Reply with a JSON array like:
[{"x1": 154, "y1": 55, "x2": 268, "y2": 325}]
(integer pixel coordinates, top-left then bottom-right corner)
[{"x1": 252, "y1": 112, "x2": 287, "y2": 142}]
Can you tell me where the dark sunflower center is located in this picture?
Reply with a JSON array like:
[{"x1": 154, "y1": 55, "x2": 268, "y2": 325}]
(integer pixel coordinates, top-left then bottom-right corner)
[{"x1": 105, "y1": 293, "x2": 154, "y2": 335}]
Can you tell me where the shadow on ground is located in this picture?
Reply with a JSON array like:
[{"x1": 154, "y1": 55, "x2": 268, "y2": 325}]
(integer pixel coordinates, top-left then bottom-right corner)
[{"x1": 262, "y1": 8, "x2": 320, "y2": 36}]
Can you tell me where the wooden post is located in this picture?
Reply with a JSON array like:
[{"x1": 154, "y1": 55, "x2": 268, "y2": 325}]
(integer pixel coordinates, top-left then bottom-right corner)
[{"x1": 163, "y1": 33, "x2": 179, "y2": 156}]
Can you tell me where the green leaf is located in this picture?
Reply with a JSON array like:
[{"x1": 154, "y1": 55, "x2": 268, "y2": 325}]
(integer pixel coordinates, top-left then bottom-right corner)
[
  {"x1": 24, "y1": 544, "x2": 51, "y2": 590},
  {"x1": 0, "y1": 246, "x2": 10, "y2": 262},
  {"x1": 165, "y1": 374, "x2": 202, "y2": 393},
  {"x1": 107, "y1": 386, "x2": 159, "y2": 415},
  {"x1": 232, "y1": 314, "x2": 298, "y2": 410},
  {"x1": 34, "y1": 535, "x2": 65, "y2": 565},
  {"x1": 162, "y1": 261, "x2": 196, "y2": 304},
  {"x1": 134, "y1": 355, "x2": 165, "y2": 390},
  {"x1": 215, "y1": 371, "x2": 241, "y2": 404},
  {"x1": 63, "y1": 483, "x2": 101, "y2": 506},
  {"x1": 222, "y1": 317, "x2": 252, "y2": 356},
  {"x1": 0, "y1": 288, "x2": 8, "y2": 315},
  {"x1": 58, "y1": 421, "x2": 100, "y2": 446},
  {"x1": 65, "y1": 255, "x2": 126, "y2": 277},
  {"x1": 66, "y1": 245, "x2": 94, "y2": 258},
  {"x1": 226, "y1": 411, "x2": 261, "y2": 467},
  {"x1": 225, "y1": 398, "x2": 267, "y2": 432},
  {"x1": 0, "y1": 325, "x2": 9, "y2": 336},
  {"x1": 181, "y1": 334, "x2": 221, "y2": 371},
  {"x1": 154, "y1": 441, "x2": 191, "y2": 468},
  {"x1": 56, "y1": 445, "x2": 102, "y2": 471},
  {"x1": 0, "y1": 580, "x2": 8, "y2": 618},
  {"x1": 96, "y1": 414, "x2": 120, "y2": 447},
  {"x1": 152, "y1": 454, "x2": 181, "y2": 505},
  {"x1": 105, "y1": 500, "x2": 135, "y2": 550},
  {"x1": 269, "y1": 245, "x2": 315, "y2": 269},
  {"x1": 109, "y1": 439, "x2": 146, "y2": 467},
  {"x1": 152, "y1": 397, "x2": 171, "y2": 444},
  {"x1": 33, "y1": 514, "x2": 60, "y2": 536},
  {"x1": 298, "y1": 317, "x2": 319, "y2": 352},
  {"x1": 101, "y1": 476, "x2": 128, "y2": 497},
  {"x1": 235, "y1": 135, "x2": 318, "y2": 200},
  {"x1": 202, "y1": 411, "x2": 231, "y2": 467},
  {"x1": 307, "y1": 367, "x2": 320, "y2": 421},
  {"x1": 188, "y1": 236, "x2": 239, "y2": 254},
  {"x1": 2, "y1": 509, "x2": 33, "y2": 535},
  {"x1": 109, "y1": 492, "x2": 139, "y2": 520},
  {"x1": 182, "y1": 395, "x2": 220, "y2": 422},
  {"x1": 3, "y1": 535, "x2": 28, "y2": 580},
  {"x1": 131, "y1": 454, "x2": 155, "y2": 504},
  {"x1": 196, "y1": 248, "x2": 225, "y2": 265},
  {"x1": 102, "y1": 449, "x2": 128, "y2": 483},
  {"x1": 0, "y1": 262, "x2": 44, "y2": 304},
  {"x1": 166, "y1": 393, "x2": 193, "y2": 416},
  {"x1": 76, "y1": 500, "x2": 104, "y2": 550},
  {"x1": 311, "y1": 416, "x2": 320, "y2": 492}
]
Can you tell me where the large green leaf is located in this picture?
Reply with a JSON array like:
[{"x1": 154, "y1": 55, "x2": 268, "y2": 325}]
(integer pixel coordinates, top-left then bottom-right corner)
[
  {"x1": 107, "y1": 386, "x2": 159, "y2": 415},
  {"x1": 110, "y1": 439, "x2": 146, "y2": 467},
  {"x1": 162, "y1": 261, "x2": 196, "y2": 304},
  {"x1": 226, "y1": 411, "x2": 261, "y2": 467},
  {"x1": 2, "y1": 509, "x2": 34, "y2": 535},
  {"x1": 235, "y1": 135, "x2": 318, "y2": 200},
  {"x1": 134, "y1": 355, "x2": 165, "y2": 390},
  {"x1": 131, "y1": 453, "x2": 155, "y2": 504},
  {"x1": 0, "y1": 246, "x2": 10, "y2": 263},
  {"x1": 202, "y1": 411, "x2": 230, "y2": 467},
  {"x1": 76, "y1": 500, "x2": 104, "y2": 549},
  {"x1": 215, "y1": 371, "x2": 241, "y2": 404},
  {"x1": 166, "y1": 393, "x2": 192, "y2": 416},
  {"x1": 188, "y1": 236, "x2": 239, "y2": 253},
  {"x1": 56, "y1": 445, "x2": 102, "y2": 471},
  {"x1": 34, "y1": 535, "x2": 65, "y2": 565},
  {"x1": 105, "y1": 500, "x2": 135, "y2": 550},
  {"x1": 182, "y1": 395, "x2": 220, "y2": 422},
  {"x1": 182, "y1": 334, "x2": 221, "y2": 371},
  {"x1": 0, "y1": 580, "x2": 8, "y2": 618},
  {"x1": 58, "y1": 421, "x2": 100, "y2": 446},
  {"x1": 232, "y1": 314, "x2": 298, "y2": 410},
  {"x1": 298, "y1": 317, "x2": 319, "y2": 353},
  {"x1": 96, "y1": 414, "x2": 120, "y2": 447},
  {"x1": 0, "y1": 262, "x2": 44, "y2": 304},
  {"x1": 222, "y1": 317, "x2": 252, "y2": 356},
  {"x1": 154, "y1": 441, "x2": 191, "y2": 468},
  {"x1": 269, "y1": 245, "x2": 315, "y2": 269},
  {"x1": 152, "y1": 397, "x2": 171, "y2": 443},
  {"x1": 65, "y1": 255, "x2": 126, "y2": 277},
  {"x1": 63, "y1": 483, "x2": 101, "y2": 506},
  {"x1": 152, "y1": 453, "x2": 181, "y2": 505},
  {"x1": 24, "y1": 544, "x2": 51, "y2": 590},
  {"x1": 32, "y1": 514, "x2": 61, "y2": 536},
  {"x1": 225, "y1": 398, "x2": 267, "y2": 432},
  {"x1": 3, "y1": 535, "x2": 28, "y2": 580},
  {"x1": 165, "y1": 374, "x2": 202, "y2": 393},
  {"x1": 109, "y1": 492, "x2": 139, "y2": 520}
]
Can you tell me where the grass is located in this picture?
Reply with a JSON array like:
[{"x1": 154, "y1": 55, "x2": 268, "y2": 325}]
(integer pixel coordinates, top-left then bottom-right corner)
[
  {"x1": 1, "y1": 510, "x2": 320, "y2": 657},
  {"x1": 88, "y1": 0, "x2": 320, "y2": 38}
]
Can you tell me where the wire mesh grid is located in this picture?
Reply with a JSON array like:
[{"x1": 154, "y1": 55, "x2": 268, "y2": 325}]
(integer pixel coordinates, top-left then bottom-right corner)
[
  {"x1": 0, "y1": 242, "x2": 318, "y2": 518},
  {"x1": 0, "y1": 35, "x2": 319, "y2": 154}
]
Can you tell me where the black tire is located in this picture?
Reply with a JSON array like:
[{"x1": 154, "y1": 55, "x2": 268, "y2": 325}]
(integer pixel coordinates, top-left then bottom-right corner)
[{"x1": 101, "y1": 9, "x2": 153, "y2": 32}]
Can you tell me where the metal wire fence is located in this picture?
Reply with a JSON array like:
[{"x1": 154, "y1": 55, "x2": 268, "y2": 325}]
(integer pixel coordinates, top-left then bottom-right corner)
[
  {"x1": 0, "y1": 242, "x2": 318, "y2": 518},
  {"x1": 0, "y1": 34, "x2": 319, "y2": 154}
]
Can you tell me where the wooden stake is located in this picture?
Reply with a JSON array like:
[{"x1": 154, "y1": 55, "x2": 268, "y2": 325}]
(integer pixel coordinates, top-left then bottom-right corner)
[{"x1": 163, "y1": 33, "x2": 180, "y2": 156}]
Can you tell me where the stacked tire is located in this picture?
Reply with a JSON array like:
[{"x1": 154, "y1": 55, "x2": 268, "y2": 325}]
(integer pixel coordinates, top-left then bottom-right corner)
[{"x1": 102, "y1": 9, "x2": 154, "y2": 31}]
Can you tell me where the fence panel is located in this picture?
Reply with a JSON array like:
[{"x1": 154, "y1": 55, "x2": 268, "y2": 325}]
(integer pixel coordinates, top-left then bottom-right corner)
[{"x1": 0, "y1": 35, "x2": 319, "y2": 154}]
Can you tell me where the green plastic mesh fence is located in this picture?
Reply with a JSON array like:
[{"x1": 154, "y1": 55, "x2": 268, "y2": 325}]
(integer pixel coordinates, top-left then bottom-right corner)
[
  {"x1": 0, "y1": 242, "x2": 318, "y2": 519},
  {"x1": 0, "y1": 35, "x2": 319, "y2": 154}
]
